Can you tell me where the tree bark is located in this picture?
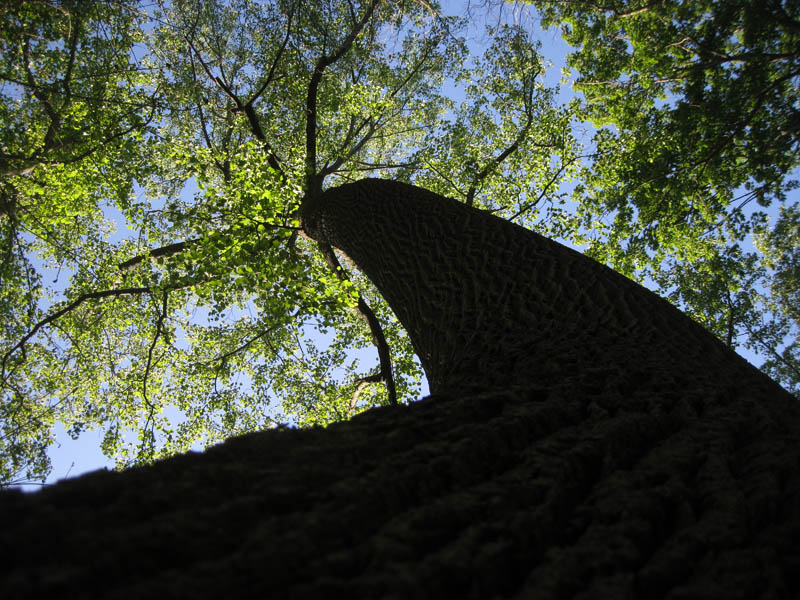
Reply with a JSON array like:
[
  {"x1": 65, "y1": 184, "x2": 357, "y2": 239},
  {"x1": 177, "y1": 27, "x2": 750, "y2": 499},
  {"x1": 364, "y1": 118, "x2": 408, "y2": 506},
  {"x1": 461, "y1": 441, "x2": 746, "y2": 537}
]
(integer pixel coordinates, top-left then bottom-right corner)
[
  {"x1": 302, "y1": 179, "x2": 777, "y2": 398},
  {"x1": 1, "y1": 179, "x2": 799, "y2": 599}
]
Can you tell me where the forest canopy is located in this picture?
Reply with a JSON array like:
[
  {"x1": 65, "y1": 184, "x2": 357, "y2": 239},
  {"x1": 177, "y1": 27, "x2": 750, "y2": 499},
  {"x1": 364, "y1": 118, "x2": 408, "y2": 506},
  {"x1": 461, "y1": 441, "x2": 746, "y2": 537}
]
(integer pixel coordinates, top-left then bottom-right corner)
[{"x1": 1, "y1": 0, "x2": 798, "y2": 487}]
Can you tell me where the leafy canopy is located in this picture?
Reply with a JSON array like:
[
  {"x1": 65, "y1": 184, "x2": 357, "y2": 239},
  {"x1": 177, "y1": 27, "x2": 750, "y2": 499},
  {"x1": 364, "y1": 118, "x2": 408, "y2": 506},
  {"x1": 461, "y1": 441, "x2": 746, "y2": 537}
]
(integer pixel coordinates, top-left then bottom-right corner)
[
  {"x1": 530, "y1": 0, "x2": 800, "y2": 394},
  {"x1": 534, "y1": 0, "x2": 800, "y2": 252},
  {"x1": 1, "y1": 0, "x2": 797, "y2": 488},
  {"x1": 0, "y1": 0, "x2": 581, "y2": 486}
]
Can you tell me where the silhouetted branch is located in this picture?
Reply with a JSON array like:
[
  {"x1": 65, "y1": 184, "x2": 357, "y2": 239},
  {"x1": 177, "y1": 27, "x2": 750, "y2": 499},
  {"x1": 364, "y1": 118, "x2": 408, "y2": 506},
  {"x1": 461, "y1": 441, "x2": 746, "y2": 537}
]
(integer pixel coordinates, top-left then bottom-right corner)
[
  {"x1": 465, "y1": 67, "x2": 541, "y2": 207},
  {"x1": 142, "y1": 291, "x2": 170, "y2": 412},
  {"x1": 247, "y1": 4, "x2": 295, "y2": 107},
  {"x1": 744, "y1": 320, "x2": 800, "y2": 381},
  {"x1": 118, "y1": 240, "x2": 191, "y2": 271},
  {"x1": 509, "y1": 158, "x2": 576, "y2": 221},
  {"x1": 183, "y1": 29, "x2": 285, "y2": 177},
  {"x1": 317, "y1": 242, "x2": 397, "y2": 405}
]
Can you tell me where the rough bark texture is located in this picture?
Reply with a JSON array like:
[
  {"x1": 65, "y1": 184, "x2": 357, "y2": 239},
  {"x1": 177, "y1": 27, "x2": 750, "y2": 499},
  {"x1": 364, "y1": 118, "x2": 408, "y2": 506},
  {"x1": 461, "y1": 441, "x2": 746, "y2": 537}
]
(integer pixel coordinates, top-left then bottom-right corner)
[{"x1": 2, "y1": 179, "x2": 799, "y2": 599}]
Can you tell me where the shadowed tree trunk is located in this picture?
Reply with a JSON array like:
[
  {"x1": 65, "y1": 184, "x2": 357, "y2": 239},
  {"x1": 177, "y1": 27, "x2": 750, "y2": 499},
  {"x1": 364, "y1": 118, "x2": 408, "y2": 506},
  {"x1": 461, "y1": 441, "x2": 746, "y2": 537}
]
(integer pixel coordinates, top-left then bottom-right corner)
[{"x1": 1, "y1": 179, "x2": 799, "y2": 599}]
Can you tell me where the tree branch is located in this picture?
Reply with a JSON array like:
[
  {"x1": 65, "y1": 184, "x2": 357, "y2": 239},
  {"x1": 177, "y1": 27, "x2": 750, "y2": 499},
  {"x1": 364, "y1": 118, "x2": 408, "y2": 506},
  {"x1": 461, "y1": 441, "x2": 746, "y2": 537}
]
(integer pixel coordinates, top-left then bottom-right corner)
[
  {"x1": 2, "y1": 287, "x2": 153, "y2": 381},
  {"x1": 317, "y1": 242, "x2": 397, "y2": 405},
  {"x1": 350, "y1": 372, "x2": 383, "y2": 414},
  {"x1": 465, "y1": 135, "x2": 526, "y2": 207},
  {"x1": 509, "y1": 158, "x2": 576, "y2": 221},
  {"x1": 725, "y1": 288, "x2": 735, "y2": 348},
  {"x1": 465, "y1": 68, "x2": 541, "y2": 207},
  {"x1": 59, "y1": 8, "x2": 82, "y2": 108},
  {"x1": 183, "y1": 30, "x2": 285, "y2": 176},
  {"x1": 246, "y1": 4, "x2": 295, "y2": 107},
  {"x1": 142, "y1": 291, "x2": 170, "y2": 412},
  {"x1": 744, "y1": 320, "x2": 800, "y2": 382},
  {"x1": 22, "y1": 37, "x2": 61, "y2": 154},
  {"x1": 117, "y1": 221, "x2": 294, "y2": 276},
  {"x1": 578, "y1": 0, "x2": 663, "y2": 19},
  {"x1": 305, "y1": 0, "x2": 381, "y2": 195},
  {"x1": 3, "y1": 95, "x2": 159, "y2": 178},
  {"x1": 320, "y1": 117, "x2": 377, "y2": 176},
  {"x1": 188, "y1": 50, "x2": 227, "y2": 175},
  {"x1": 118, "y1": 240, "x2": 192, "y2": 271},
  {"x1": 208, "y1": 305, "x2": 314, "y2": 367}
]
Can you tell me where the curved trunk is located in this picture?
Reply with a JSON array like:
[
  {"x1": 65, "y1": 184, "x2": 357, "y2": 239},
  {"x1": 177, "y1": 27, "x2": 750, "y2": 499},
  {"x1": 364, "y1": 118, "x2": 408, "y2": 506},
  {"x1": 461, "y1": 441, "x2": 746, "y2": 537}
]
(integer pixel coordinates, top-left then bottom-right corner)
[
  {"x1": 303, "y1": 179, "x2": 774, "y2": 399},
  {"x1": 2, "y1": 180, "x2": 799, "y2": 599}
]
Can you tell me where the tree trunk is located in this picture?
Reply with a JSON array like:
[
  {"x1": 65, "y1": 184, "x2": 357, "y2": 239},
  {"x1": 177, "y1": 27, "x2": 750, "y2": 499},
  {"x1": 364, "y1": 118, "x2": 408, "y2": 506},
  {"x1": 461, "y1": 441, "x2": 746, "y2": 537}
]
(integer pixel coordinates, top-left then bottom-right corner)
[
  {"x1": 302, "y1": 180, "x2": 768, "y2": 396},
  {"x1": 2, "y1": 179, "x2": 799, "y2": 599}
]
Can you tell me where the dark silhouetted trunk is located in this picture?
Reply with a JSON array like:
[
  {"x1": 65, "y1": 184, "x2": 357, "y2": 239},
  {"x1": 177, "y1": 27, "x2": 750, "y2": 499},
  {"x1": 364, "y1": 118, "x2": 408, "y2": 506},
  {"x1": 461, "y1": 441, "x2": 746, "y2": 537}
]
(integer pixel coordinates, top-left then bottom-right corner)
[{"x1": 2, "y1": 179, "x2": 799, "y2": 599}]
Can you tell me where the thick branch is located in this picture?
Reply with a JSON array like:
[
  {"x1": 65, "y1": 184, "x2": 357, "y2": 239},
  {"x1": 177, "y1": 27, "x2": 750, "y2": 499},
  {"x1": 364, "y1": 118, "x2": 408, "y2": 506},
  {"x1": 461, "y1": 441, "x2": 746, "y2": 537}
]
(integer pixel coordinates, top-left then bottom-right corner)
[
  {"x1": 317, "y1": 242, "x2": 397, "y2": 405},
  {"x1": 118, "y1": 240, "x2": 191, "y2": 272},
  {"x1": 305, "y1": 0, "x2": 380, "y2": 194}
]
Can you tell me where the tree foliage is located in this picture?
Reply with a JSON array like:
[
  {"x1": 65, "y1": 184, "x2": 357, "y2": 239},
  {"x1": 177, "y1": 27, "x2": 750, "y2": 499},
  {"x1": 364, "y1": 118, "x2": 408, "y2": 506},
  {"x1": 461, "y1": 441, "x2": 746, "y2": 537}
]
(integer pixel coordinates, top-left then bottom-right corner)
[
  {"x1": 534, "y1": 0, "x2": 800, "y2": 251},
  {"x1": 531, "y1": 0, "x2": 800, "y2": 393},
  {"x1": 0, "y1": 0, "x2": 797, "y2": 487},
  {"x1": 0, "y1": 0, "x2": 582, "y2": 486},
  {"x1": 0, "y1": 0, "x2": 157, "y2": 485}
]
